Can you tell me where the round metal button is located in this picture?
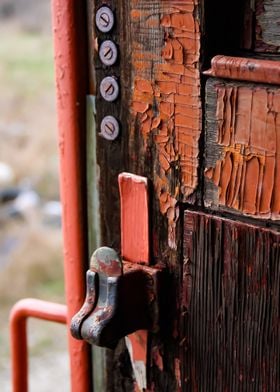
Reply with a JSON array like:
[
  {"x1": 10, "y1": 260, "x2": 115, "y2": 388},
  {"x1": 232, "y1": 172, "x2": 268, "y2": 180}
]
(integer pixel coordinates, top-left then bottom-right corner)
[
  {"x1": 100, "y1": 76, "x2": 119, "y2": 102},
  {"x1": 95, "y1": 6, "x2": 114, "y2": 33},
  {"x1": 99, "y1": 40, "x2": 118, "y2": 66},
  {"x1": 100, "y1": 116, "x2": 120, "y2": 141}
]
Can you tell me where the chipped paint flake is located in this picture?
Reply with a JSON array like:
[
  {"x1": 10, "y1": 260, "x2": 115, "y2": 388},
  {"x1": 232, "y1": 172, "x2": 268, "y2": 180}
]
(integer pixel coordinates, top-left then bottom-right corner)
[
  {"x1": 205, "y1": 79, "x2": 280, "y2": 220},
  {"x1": 130, "y1": 1, "x2": 201, "y2": 249}
]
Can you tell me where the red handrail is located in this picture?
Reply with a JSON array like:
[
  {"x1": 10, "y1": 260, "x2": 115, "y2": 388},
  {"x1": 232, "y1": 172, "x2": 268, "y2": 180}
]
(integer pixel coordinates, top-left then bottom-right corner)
[
  {"x1": 10, "y1": 298, "x2": 67, "y2": 392},
  {"x1": 51, "y1": 1, "x2": 92, "y2": 391},
  {"x1": 11, "y1": 2, "x2": 93, "y2": 391}
]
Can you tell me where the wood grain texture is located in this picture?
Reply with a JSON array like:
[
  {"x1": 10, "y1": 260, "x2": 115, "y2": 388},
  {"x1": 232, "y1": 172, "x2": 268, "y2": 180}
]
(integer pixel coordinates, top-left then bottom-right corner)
[
  {"x1": 205, "y1": 77, "x2": 280, "y2": 221},
  {"x1": 255, "y1": 0, "x2": 280, "y2": 52},
  {"x1": 242, "y1": 0, "x2": 280, "y2": 53},
  {"x1": 88, "y1": 1, "x2": 135, "y2": 390},
  {"x1": 182, "y1": 210, "x2": 280, "y2": 391}
]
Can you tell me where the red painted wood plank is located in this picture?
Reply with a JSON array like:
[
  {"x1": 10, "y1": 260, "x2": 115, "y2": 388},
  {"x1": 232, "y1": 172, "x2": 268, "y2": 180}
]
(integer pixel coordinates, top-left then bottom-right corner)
[{"x1": 118, "y1": 172, "x2": 149, "y2": 264}]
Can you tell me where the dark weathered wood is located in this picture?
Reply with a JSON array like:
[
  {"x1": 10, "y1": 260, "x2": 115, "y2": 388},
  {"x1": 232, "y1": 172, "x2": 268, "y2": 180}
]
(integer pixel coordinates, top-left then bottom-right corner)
[
  {"x1": 87, "y1": 0, "x2": 202, "y2": 390},
  {"x1": 255, "y1": 0, "x2": 280, "y2": 52},
  {"x1": 241, "y1": 0, "x2": 280, "y2": 53},
  {"x1": 86, "y1": 1, "x2": 280, "y2": 391},
  {"x1": 182, "y1": 210, "x2": 280, "y2": 391},
  {"x1": 87, "y1": 1, "x2": 134, "y2": 390}
]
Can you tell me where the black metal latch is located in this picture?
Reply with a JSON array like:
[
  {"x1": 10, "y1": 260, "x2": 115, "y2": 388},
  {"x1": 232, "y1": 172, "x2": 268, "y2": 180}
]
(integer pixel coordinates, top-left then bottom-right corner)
[
  {"x1": 70, "y1": 246, "x2": 162, "y2": 349},
  {"x1": 71, "y1": 172, "x2": 165, "y2": 349}
]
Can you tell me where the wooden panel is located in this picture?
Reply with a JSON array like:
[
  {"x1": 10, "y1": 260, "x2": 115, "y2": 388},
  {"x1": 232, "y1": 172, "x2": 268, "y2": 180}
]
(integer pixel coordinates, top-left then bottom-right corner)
[
  {"x1": 205, "y1": 78, "x2": 280, "y2": 220},
  {"x1": 181, "y1": 210, "x2": 280, "y2": 391}
]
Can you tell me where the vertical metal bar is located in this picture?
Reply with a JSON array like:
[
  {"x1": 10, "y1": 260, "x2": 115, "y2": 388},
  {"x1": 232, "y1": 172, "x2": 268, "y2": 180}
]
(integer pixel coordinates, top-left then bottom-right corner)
[
  {"x1": 86, "y1": 96, "x2": 107, "y2": 391},
  {"x1": 10, "y1": 299, "x2": 67, "y2": 392},
  {"x1": 51, "y1": 1, "x2": 92, "y2": 391}
]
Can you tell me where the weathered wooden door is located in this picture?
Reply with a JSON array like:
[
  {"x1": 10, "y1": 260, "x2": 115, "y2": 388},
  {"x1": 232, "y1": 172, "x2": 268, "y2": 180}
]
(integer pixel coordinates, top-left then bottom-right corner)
[{"x1": 86, "y1": 1, "x2": 280, "y2": 390}]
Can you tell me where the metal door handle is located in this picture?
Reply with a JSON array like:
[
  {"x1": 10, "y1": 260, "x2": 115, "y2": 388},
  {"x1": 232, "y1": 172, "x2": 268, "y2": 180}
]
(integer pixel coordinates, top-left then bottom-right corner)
[{"x1": 70, "y1": 246, "x2": 162, "y2": 349}]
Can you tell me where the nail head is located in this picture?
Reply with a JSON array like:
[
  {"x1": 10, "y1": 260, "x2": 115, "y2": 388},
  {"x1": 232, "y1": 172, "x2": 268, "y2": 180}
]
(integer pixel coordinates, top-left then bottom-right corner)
[
  {"x1": 96, "y1": 6, "x2": 114, "y2": 33},
  {"x1": 100, "y1": 76, "x2": 119, "y2": 102},
  {"x1": 100, "y1": 116, "x2": 120, "y2": 141},
  {"x1": 99, "y1": 40, "x2": 118, "y2": 66}
]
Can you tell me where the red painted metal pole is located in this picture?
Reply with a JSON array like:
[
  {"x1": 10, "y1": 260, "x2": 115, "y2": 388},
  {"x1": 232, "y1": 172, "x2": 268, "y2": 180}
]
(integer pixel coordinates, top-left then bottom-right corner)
[
  {"x1": 10, "y1": 299, "x2": 67, "y2": 392},
  {"x1": 51, "y1": 1, "x2": 92, "y2": 391}
]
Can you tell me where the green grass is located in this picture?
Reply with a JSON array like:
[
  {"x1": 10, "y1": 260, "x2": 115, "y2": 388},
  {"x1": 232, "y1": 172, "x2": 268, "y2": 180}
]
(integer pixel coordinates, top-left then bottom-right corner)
[{"x1": 0, "y1": 31, "x2": 55, "y2": 96}]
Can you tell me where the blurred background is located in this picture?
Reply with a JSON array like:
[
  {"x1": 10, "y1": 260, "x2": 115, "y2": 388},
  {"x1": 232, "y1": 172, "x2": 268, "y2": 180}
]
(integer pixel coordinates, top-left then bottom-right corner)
[{"x1": 0, "y1": 0, "x2": 69, "y2": 390}]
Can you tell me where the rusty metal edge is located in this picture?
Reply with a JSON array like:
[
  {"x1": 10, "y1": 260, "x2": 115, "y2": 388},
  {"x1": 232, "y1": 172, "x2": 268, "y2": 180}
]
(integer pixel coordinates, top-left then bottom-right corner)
[{"x1": 51, "y1": 1, "x2": 92, "y2": 391}]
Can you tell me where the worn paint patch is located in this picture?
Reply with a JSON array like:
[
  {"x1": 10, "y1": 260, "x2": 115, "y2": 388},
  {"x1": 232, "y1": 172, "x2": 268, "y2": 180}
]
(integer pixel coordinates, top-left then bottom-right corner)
[
  {"x1": 125, "y1": 332, "x2": 147, "y2": 391},
  {"x1": 205, "y1": 78, "x2": 280, "y2": 220},
  {"x1": 130, "y1": 0, "x2": 201, "y2": 249}
]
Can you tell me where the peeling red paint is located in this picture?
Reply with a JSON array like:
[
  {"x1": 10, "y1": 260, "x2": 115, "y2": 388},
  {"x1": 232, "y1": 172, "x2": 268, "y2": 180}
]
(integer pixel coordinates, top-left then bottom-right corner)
[
  {"x1": 205, "y1": 80, "x2": 280, "y2": 220},
  {"x1": 130, "y1": 0, "x2": 201, "y2": 249}
]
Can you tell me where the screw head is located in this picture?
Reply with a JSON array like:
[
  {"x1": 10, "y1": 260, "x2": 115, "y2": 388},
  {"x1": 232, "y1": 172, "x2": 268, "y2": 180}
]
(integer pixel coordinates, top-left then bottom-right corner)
[
  {"x1": 96, "y1": 6, "x2": 114, "y2": 33},
  {"x1": 100, "y1": 116, "x2": 120, "y2": 141},
  {"x1": 99, "y1": 40, "x2": 118, "y2": 66},
  {"x1": 100, "y1": 76, "x2": 119, "y2": 102}
]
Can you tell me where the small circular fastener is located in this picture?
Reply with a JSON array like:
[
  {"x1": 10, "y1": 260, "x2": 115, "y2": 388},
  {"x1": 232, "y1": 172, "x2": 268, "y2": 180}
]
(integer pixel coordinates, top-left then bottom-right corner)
[
  {"x1": 100, "y1": 76, "x2": 119, "y2": 102},
  {"x1": 100, "y1": 116, "x2": 120, "y2": 141},
  {"x1": 95, "y1": 6, "x2": 114, "y2": 33},
  {"x1": 99, "y1": 40, "x2": 118, "y2": 66}
]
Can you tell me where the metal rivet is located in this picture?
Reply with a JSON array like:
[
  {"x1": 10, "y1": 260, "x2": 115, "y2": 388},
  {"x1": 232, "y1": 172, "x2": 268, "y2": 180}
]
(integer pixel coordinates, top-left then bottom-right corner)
[
  {"x1": 100, "y1": 116, "x2": 120, "y2": 141},
  {"x1": 99, "y1": 40, "x2": 118, "y2": 66},
  {"x1": 96, "y1": 6, "x2": 114, "y2": 33},
  {"x1": 100, "y1": 76, "x2": 119, "y2": 102}
]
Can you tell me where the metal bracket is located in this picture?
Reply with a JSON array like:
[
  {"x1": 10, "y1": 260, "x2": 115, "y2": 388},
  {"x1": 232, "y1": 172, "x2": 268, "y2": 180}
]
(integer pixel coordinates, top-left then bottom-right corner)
[{"x1": 70, "y1": 247, "x2": 162, "y2": 349}]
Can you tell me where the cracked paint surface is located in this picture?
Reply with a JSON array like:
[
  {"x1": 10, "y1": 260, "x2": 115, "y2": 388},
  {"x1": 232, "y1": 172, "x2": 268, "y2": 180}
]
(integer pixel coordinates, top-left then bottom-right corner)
[
  {"x1": 205, "y1": 79, "x2": 280, "y2": 220},
  {"x1": 130, "y1": 0, "x2": 201, "y2": 248}
]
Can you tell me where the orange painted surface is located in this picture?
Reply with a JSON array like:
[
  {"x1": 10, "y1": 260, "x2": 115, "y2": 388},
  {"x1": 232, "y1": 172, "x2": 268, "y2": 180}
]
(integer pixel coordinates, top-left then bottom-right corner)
[
  {"x1": 119, "y1": 173, "x2": 149, "y2": 388},
  {"x1": 205, "y1": 82, "x2": 280, "y2": 219},
  {"x1": 130, "y1": 0, "x2": 201, "y2": 249},
  {"x1": 10, "y1": 299, "x2": 67, "y2": 392},
  {"x1": 119, "y1": 173, "x2": 149, "y2": 264},
  {"x1": 204, "y1": 55, "x2": 280, "y2": 86},
  {"x1": 51, "y1": 1, "x2": 92, "y2": 390}
]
